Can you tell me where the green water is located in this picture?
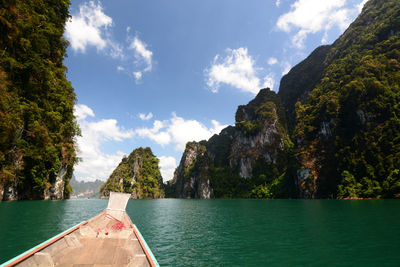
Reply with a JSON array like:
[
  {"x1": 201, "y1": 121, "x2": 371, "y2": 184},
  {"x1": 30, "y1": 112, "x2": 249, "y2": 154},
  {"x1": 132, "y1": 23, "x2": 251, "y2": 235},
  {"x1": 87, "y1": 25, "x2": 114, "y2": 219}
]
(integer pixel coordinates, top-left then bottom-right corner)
[{"x1": 0, "y1": 199, "x2": 399, "y2": 266}]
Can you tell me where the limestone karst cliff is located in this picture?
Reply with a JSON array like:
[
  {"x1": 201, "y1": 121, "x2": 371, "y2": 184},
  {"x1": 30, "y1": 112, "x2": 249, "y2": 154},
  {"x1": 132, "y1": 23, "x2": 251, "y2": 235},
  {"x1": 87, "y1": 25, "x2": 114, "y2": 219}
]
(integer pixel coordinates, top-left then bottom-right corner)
[
  {"x1": 100, "y1": 147, "x2": 164, "y2": 199},
  {"x1": 167, "y1": 0, "x2": 400, "y2": 199},
  {"x1": 166, "y1": 89, "x2": 296, "y2": 198},
  {"x1": 0, "y1": 0, "x2": 78, "y2": 200}
]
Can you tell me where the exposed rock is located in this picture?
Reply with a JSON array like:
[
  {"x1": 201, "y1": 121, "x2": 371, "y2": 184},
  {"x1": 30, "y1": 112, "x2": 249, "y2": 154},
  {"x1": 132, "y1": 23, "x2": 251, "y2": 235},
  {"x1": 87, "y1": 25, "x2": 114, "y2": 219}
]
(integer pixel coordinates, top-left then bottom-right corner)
[
  {"x1": 167, "y1": 89, "x2": 292, "y2": 198},
  {"x1": 47, "y1": 167, "x2": 67, "y2": 200},
  {"x1": 356, "y1": 109, "x2": 369, "y2": 125},
  {"x1": 168, "y1": 0, "x2": 400, "y2": 199},
  {"x1": 169, "y1": 142, "x2": 213, "y2": 199},
  {"x1": 319, "y1": 120, "x2": 333, "y2": 138},
  {"x1": 2, "y1": 183, "x2": 18, "y2": 201}
]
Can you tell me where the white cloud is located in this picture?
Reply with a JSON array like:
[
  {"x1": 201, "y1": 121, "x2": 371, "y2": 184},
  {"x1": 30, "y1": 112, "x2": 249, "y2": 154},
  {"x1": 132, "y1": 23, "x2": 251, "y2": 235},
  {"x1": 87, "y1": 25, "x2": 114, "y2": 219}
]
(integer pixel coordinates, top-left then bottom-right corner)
[
  {"x1": 136, "y1": 121, "x2": 171, "y2": 146},
  {"x1": 73, "y1": 104, "x2": 134, "y2": 182},
  {"x1": 159, "y1": 156, "x2": 177, "y2": 182},
  {"x1": 108, "y1": 41, "x2": 124, "y2": 59},
  {"x1": 281, "y1": 61, "x2": 292, "y2": 76},
  {"x1": 133, "y1": 71, "x2": 142, "y2": 81},
  {"x1": 268, "y1": 57, "x2": 278, "y2": 65},
  {"x1": 66, "y1": 2, "x2": 155, "y2": 82},
  {"x1": 205, "y1": 47, "x2": 262, "y2": 94},
  {"x1": 136, "y1": 113, "x2": 227, "y2": 151},
  {"x1": 262, "y1": 74, "x2": 275, "y2": 91},
  {"x1": 74, "y1": 104, "x2": 95, "y2": 121},
  {"x1": 66, "y1": 1, "x2": 112, "y2": 52},
  {"x1": 357, "y1": 0, "x2": 368, "y2": 12},
  {"x1": 276, "y1": 0, "x2": 281, "y2": 7},
  {"x1": 276, "y1": 0, "x2": 363, "y2": 48},
  {"x1": 129, "y1": 36, "x2": 153, "y2": 72},
  {"x1": 139, "y1": 112, "x2": 153, "y2": 121}
]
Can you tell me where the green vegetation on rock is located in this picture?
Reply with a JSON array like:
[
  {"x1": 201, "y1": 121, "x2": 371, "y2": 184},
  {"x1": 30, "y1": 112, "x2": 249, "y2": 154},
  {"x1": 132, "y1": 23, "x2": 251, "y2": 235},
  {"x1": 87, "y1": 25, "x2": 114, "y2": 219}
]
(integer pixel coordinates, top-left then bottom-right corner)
[
  {"x1": 168, "y1": 0, "x2": 400, "y2": 199},
  {"x1": 0, "y1": 0, "x2": 78, "y2": 200},
  {"x1": 294, "y1": 0, "x2": 400, "y2": 198},
  {"x1": 100, "y1": 147, "x2": 164, "y2": 199}
]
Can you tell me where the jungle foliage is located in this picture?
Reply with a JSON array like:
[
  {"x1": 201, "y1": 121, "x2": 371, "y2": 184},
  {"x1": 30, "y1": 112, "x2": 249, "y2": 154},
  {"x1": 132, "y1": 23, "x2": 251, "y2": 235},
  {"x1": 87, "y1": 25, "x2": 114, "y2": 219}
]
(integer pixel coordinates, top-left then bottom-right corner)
[
  {"x1": 0, "y1": 0, "x2": 78, "y2": 199},
  {"x1": 294, "y1": 0, "x2": 400, "y2": 198},
  {"x1": 100, "y1": 147, "x2": 164, "y2": 199},
  {"x1": 169, "y1": 0, "x2": 400, "y2": 199}
]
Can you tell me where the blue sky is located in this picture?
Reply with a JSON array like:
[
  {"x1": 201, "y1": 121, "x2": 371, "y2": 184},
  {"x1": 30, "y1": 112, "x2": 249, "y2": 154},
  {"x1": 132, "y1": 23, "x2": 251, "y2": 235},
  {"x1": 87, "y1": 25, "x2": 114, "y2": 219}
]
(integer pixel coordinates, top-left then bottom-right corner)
[{"x1": 66, "y1": 0, "x2": 367, "y2": 182}]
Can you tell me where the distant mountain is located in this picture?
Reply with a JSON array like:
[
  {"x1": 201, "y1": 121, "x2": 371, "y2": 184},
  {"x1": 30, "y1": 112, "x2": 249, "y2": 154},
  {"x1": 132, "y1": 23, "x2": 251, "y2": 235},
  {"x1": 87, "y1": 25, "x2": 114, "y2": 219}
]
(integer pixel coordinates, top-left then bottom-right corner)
[
  {"x1": 100, "y1": 147, "x2": 164, "y2": 198},
  {"x1": 166, "y1": 0, "x2": 400, "y2": 199},
  {"x1": 70, "y1": 176, "x2": 103, "y2": 198}
]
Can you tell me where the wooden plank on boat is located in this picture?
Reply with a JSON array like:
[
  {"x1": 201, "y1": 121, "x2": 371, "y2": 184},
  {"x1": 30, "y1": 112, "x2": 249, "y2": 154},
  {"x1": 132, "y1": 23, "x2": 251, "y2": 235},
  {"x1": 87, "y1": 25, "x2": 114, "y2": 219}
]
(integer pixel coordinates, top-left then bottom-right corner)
[{"x1": 1, "y1": 192, "x2": 160, "y2": 267}]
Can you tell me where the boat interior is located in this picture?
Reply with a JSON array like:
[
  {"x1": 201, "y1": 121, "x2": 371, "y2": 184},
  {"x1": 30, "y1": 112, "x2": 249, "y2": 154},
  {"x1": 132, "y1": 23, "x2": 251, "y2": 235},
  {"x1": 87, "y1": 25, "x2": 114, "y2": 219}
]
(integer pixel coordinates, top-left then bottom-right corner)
[{"x1": 12, "y1": 193, "x2": 153, "y2": 267}]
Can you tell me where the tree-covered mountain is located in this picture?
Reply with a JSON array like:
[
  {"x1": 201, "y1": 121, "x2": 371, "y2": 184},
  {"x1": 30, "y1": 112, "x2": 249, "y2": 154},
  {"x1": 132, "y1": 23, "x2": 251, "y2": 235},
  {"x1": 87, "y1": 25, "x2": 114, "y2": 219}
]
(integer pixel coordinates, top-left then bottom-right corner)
[
  {"x1": 0, "y1": 0, "x2": 78, "y2": 200},
  {"x1": 100, "y1": 147, "x2": 164, "y2": 199},
  {"x1": 294, "y1": 0, "x2": 400, "y2": 198},
  {"x1": 167, "y1": 0, "x2": 400, "y2": 199}
]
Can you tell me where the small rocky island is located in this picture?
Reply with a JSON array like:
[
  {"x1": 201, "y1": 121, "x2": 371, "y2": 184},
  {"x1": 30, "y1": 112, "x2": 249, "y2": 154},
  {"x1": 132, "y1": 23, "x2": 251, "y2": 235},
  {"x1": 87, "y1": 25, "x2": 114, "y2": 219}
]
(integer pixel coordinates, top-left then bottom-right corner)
[{"x1": 100, "y1": 147, "x2": 164, "y2": 198}]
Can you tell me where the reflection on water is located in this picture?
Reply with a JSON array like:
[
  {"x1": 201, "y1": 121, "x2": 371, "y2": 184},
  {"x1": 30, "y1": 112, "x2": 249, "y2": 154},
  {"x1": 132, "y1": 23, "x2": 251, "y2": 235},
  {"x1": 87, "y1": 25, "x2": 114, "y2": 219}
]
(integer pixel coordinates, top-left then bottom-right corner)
[{"x1": 1, "y1": 199, "x2": 400, "y2": 266}]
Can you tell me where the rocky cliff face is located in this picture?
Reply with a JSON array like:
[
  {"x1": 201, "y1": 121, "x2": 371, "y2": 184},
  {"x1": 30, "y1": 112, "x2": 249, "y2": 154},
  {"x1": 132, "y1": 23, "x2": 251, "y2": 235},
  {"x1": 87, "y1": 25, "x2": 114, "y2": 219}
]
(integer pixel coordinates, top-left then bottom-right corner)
[
  {"x1": 278, "y1": 45, "x2": 331, "y2": 132},
  {"x1": 231, "y1": 89, "x2": 289, "y2": 179},
  {"x1": 169, "y1": 142, "x2": 213, "y2": 199},
  {"x1": 100, "y1": 147, "x2": 164, "y2": 199},
  {"x1": 293, "y1": 0, "x2": 400, "y2": 198},
  {"x1": 0, "y1": 1, "x2": 78, "y2": 201},
  {"x1": 166, "y1": 89, "x2": 295, "y2": 198},
  {"x1": 168, "y1": 0, "x2": 400, "y2": 199}
]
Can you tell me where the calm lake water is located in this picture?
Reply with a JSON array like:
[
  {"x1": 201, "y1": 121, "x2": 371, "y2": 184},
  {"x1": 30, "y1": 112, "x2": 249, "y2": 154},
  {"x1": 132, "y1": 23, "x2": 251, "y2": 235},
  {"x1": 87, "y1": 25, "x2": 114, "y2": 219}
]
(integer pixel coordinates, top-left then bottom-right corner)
[{"x1": 0, "y1": 199, "x2": 399, "y2": 266}]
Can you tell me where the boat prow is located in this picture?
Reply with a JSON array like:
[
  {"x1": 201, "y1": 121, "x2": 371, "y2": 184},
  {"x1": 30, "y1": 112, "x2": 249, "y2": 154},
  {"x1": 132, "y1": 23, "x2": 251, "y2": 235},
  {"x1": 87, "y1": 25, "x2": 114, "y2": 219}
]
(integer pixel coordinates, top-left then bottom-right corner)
[{"x1": 1, "y1": 192, "x2": 159, "y2": 267}]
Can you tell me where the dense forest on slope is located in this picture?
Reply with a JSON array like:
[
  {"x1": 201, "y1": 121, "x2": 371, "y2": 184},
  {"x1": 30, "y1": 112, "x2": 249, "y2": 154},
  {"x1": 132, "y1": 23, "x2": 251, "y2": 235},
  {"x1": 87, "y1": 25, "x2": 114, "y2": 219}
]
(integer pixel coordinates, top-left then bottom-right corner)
[
  {"x1": 100, "y1": 147, "x2": 164, "y2": 199},
  {"x1": 0, "y1": 0, "x2": 78, "y2": 200},
  {"x1": 294, "y1": 0, "x2": 400, "y2": 198},
  {"x1": 167, "y1": 0, "x2": 400, "y2": 199}
]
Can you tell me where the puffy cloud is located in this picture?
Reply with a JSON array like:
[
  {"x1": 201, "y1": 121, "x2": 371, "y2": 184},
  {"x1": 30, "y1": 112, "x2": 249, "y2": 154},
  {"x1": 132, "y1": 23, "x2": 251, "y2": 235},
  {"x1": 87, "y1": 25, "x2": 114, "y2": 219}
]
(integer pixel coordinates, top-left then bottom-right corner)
[
  {"x1": 136, "y1": 121, "x2": 171, "y2": 146},
  {"x1": 66, "y1": 1, "x2": 155, "y2": 82},
  {"x1": 73, "y1": 104, "x2": 134, "y2": 182},
  {"x1": 159, "y1": 156, "x2": 177, "y2": 182},
  {"x1": 262, "y1": 74, "x2": 275, "y2": 91},
  {"x1": 65, "y1": 1, "x2": 112, "y2": 52},
  {"x1": 276, "y1": 0, "x2": 281, "y2": 7},
  {"x1": 276, "y1": 0, "x2": 364, "y2": 48},
  {"x1": 205, "y1": 47, "x2": 262, "y2": 94},
  {"x1": 74, "y1": 104, "x2": 95, "y2": 121},
  {"x1": 268, "y1": 57, "x2": 278, "y2": 65},
  {"x1": 129, "y1": 36, "x2": 153, "y2": 72},
  {"x1": 139, "y1": 112, "x2": 153, "y2": 121},
  {"x1": 168, "y1": 116, "x2": 226, "y2": 150},
  {"x1": 136, "y1": 113, "x2": 227, "y2": 151}
]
